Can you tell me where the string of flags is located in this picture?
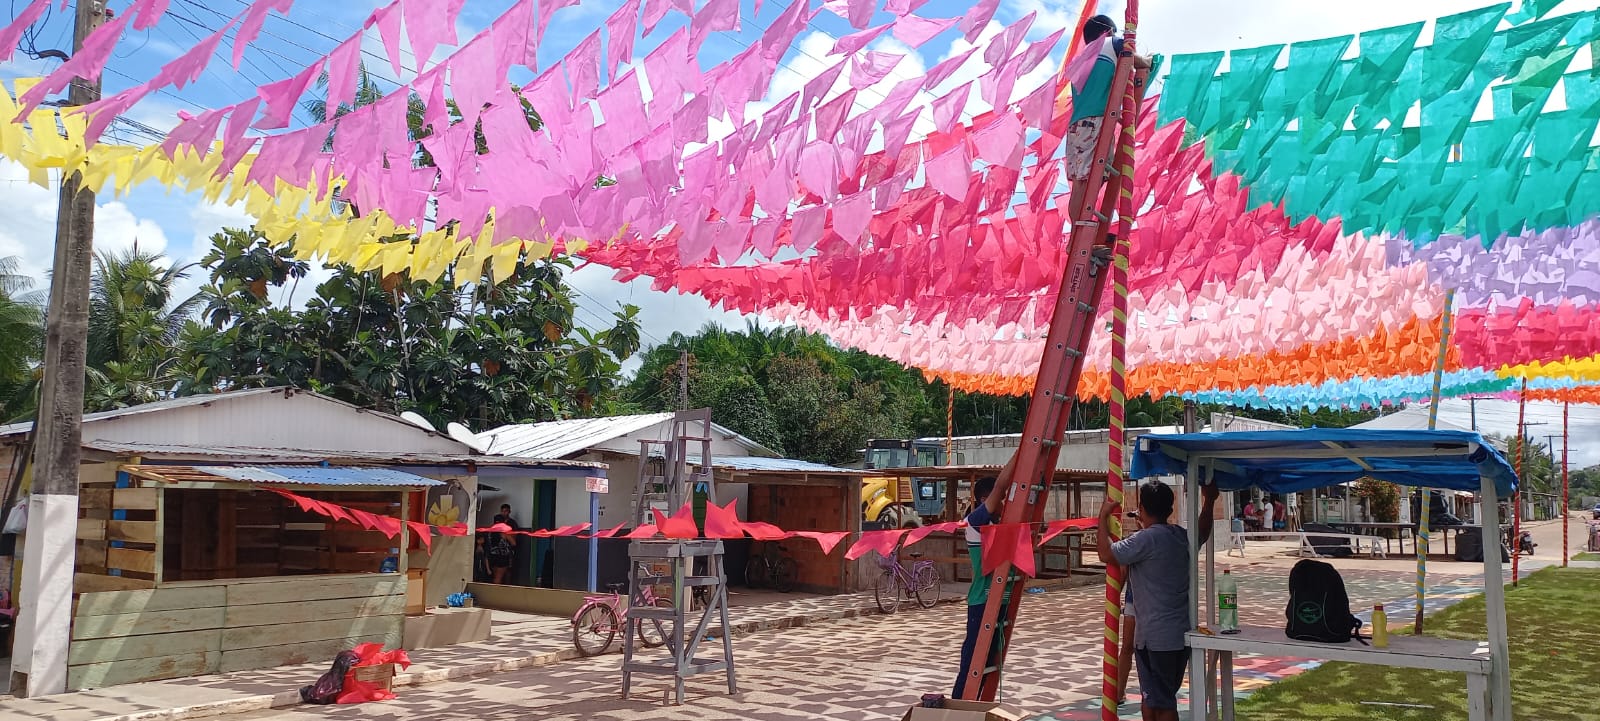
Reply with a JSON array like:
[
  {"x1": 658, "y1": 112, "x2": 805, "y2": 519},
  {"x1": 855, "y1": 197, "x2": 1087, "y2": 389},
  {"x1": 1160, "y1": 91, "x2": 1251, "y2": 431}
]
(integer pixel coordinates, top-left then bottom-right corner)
[{"x1": 267, "y1": 488, "x2": 1095, "y2": 575}]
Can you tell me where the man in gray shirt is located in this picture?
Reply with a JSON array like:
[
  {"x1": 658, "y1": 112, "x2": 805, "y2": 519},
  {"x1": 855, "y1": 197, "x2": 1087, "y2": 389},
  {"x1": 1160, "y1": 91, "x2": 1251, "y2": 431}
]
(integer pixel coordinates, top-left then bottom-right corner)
[{"x1": 1097, "y1": 480, "x2": 1218, "y2": 721}]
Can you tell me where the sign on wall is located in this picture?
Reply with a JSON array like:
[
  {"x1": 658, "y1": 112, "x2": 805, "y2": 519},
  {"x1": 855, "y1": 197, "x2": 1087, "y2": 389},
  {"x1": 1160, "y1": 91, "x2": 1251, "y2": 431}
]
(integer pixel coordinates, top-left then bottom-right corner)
[{"x1": 584, "y1": 476, "x2": 609, "y2": 494}]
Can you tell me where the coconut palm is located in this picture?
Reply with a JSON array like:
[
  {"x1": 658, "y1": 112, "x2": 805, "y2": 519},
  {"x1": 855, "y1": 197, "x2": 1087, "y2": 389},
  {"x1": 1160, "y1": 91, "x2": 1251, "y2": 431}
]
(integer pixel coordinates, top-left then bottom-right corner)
[
  {"x1": 85, "y1": 247, "x2": 202, "y2": 410},
  {"x1": 0, "y1": 256, "x2": 43, "y2": 421}
]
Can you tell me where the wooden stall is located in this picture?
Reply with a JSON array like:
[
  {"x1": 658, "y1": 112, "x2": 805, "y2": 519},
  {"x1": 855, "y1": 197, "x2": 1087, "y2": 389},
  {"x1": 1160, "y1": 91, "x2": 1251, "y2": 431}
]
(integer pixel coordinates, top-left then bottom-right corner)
[
  {"x1": 64, "y1": 464, "x2": 437, "y2": 690},
  {"x1": 723, "y1": 462, "x2": 866, "y2": 594},
  {"x1": 876, "y1": 465, "x2": 1104, "y2": 581}
]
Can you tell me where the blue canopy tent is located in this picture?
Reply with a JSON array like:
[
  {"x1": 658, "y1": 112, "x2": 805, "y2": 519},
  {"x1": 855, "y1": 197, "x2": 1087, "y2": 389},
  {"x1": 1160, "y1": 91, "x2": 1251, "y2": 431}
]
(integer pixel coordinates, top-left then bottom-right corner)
[
  {"x1": 1127, "y1": 429, "x2": 1517, "y2": 721},
  {"x1": 1130, "y1": 428, "x2": 1519, "y2": 497}
]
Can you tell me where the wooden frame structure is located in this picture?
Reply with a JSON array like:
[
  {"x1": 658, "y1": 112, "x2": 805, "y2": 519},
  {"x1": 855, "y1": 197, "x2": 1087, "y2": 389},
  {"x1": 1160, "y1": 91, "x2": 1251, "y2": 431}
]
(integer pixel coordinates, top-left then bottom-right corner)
[{"x1": 64, "y1": 464, "x2": 436, "y2": 690}]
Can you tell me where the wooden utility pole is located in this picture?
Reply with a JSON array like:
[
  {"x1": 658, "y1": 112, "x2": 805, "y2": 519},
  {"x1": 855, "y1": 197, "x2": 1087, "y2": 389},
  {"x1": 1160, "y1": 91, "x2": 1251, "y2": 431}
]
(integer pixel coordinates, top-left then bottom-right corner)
[
  {"x1": 678, "y1": 350, "x2": 689, "y2": 411},
  {"x1": 12, "y1": 0, "x2": 106, "y2": 697}
]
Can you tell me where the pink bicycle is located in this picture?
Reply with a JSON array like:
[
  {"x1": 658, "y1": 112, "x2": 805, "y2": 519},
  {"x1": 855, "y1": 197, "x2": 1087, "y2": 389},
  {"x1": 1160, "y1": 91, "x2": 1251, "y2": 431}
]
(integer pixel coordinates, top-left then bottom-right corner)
[
  {"x1": 571, "y1": 574, "x2": 673, "y2": 657},
  {"x1": 873, "y1": 548, "x2": 940, "y2": 614}
]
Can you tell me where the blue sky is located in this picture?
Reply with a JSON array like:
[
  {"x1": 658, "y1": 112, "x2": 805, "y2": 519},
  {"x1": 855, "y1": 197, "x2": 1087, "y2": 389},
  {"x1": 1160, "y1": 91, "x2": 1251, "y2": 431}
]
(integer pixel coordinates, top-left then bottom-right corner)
[{"x1": 5, "y1": 0, "x2": 1599, "y2": 459}]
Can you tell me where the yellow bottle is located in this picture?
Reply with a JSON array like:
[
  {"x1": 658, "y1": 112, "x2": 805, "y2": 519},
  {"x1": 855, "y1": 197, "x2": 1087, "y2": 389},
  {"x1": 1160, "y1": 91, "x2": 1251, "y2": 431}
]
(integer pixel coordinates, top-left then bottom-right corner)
[{"x1": 1372, "y1": 604, "x2": 1389, "y2": 648}]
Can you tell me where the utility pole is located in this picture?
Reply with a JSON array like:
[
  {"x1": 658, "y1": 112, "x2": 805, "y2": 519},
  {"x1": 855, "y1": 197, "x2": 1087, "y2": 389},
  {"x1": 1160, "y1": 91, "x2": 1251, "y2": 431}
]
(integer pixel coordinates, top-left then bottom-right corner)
[
  {"x1": 12, "y1": 0, "x2": 106, "y2": 697},
  {"x1": 677, "y1": 350, "x2": 689, "y2": 411}
]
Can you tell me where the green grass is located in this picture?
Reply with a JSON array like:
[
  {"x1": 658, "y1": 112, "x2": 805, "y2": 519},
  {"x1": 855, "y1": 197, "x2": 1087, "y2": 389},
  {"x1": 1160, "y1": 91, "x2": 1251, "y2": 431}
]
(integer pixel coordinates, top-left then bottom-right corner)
[
  {"x1": 1236, "y1": 568, "x2": 1600, "y2": 721},
  {"x1": 1572, "y1": 552, "x2": 1600, "y2": 561}
]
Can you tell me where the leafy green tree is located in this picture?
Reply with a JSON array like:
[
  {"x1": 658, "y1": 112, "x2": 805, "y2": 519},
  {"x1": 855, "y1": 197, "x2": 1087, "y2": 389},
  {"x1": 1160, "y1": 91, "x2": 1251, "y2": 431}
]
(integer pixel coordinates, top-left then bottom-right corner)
[
  {"x1": 184, "y1": 229, "x2": 641, "y2": 429},
  {"x1": 83, "y1": 247, "x2": 202, "y2": 410},
  {"x1": 0, "y1": 256, "x2": 43, "y2": 421},
  {"x1": 1497, "y1": 434, "x2": 1558, "y2": 495},
  {"x1": 1569, "y1": 464, "x2": 1600, "y2": 505}
]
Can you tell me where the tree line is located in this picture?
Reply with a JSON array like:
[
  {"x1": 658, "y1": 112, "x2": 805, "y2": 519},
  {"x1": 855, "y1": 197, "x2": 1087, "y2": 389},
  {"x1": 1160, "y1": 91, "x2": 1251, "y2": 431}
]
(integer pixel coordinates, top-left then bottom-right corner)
[{"x1": 0, "y1": 230, "x2": 642, "y2": 430}]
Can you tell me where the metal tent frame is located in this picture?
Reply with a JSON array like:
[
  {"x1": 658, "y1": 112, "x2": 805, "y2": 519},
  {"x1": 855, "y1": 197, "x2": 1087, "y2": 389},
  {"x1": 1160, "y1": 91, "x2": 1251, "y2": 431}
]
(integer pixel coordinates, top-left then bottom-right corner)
[{"x1": 1130, "y1": 429, "x2": 1517, "y2": 721}]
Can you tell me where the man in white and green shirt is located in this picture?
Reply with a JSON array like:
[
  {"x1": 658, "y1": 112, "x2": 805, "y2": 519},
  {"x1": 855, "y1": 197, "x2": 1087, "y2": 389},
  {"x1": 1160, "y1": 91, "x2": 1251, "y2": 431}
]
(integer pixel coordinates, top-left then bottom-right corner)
[{"x1": 953, "y1": 473, "x2": 1006, "y2": 697}]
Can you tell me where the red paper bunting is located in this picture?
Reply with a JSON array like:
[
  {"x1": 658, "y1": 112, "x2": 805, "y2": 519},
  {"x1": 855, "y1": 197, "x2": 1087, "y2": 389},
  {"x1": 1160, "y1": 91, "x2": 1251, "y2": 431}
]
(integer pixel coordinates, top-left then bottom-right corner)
[
  {"x1": 704, "y1": 500, "x2": 744, "y2": 539},
  {"x1": 1039, "y1": 517, "x2": 1096, "y2": 546},
  {"x1": 405, "y1": 520, "x2": 433, "y2": 550},
  {"x1": 845, "y1": 529, "x2": 908, "y2": 560},
  {"x1": 791, "y1": 531, "x2": 850, "y2": 555},
  {"x1": 266, "y1": 489, "x2": 1092, "y2": 565},
  {"x1": 654, "y1": 503, "x2": 700, "y2": 539},
  {"x1": 979, "y1": 523, "x2": 1037, "y2": 578}
]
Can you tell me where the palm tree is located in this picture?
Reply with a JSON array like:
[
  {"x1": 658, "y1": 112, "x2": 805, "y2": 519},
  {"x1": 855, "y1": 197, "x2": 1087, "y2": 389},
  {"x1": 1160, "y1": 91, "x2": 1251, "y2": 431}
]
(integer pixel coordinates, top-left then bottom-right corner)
[
  {"x1": 0, "y1": 256, "x2": 43, "y2": 421},
  {"x1": 85, "y1": 246, "x2": 202, "y2": 409}
]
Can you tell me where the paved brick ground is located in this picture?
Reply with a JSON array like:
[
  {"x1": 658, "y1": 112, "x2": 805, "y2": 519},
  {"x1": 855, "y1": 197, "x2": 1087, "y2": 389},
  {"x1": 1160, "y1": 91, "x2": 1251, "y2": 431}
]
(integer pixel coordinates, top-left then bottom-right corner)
[
  {"x1": 10, "y1": 516, "x2": 1581, "y2": 721},
  {"x1": 220, "y1": 563, "x2": 1485, "y2": 721}
]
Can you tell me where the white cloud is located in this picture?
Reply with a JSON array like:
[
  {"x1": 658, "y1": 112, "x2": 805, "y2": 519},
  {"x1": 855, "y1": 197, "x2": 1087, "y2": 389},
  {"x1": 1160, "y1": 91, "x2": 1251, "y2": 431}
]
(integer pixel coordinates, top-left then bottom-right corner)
[
  {"x1": 95, "y1": 201, "x2": 171, "y2": 258},
  {"x1": 188, "y1": 199, "x2": 254, "y2": 247},
  {"x1": 0, "y1": 159, "x2": 178, "y2": 296},
  {"x1": 1434, "y1": 398, "x2": 1600, "y2": 468}
]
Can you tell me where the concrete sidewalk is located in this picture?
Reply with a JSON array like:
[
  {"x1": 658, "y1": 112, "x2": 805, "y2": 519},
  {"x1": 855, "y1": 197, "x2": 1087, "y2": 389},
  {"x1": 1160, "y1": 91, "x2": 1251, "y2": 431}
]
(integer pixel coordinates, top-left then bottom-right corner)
[{"x1": 0, "y1": 575, "x2": 1095, "y2": 721}]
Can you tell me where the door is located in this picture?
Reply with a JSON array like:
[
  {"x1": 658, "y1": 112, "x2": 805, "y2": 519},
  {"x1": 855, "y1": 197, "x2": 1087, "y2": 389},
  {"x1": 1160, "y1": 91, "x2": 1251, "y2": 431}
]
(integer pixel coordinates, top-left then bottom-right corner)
[{"x1": 532, "y1": 479, "x2": 557, "y2": 588}]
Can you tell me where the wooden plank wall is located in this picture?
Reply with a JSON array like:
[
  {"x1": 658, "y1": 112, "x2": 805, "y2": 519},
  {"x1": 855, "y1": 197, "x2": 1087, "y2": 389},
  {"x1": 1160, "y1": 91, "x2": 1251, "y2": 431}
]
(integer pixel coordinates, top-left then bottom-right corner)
[
  {"x1": 76, "y1": 468, "x2": 159, "y2": 589},
  {"x1": 68, "y1": 574, "x2": 405, "y2": 690}
]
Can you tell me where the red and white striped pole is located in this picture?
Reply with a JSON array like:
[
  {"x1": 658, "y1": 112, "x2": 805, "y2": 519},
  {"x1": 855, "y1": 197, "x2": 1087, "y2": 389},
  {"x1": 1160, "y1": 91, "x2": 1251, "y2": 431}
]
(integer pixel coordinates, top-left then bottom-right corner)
[
  {"x1": 1101, "y1": 2, "x2": 1139, "y2": 719},
  {"x1": 1513, "y1": 378, "x2": 1526, "y2": 587}
]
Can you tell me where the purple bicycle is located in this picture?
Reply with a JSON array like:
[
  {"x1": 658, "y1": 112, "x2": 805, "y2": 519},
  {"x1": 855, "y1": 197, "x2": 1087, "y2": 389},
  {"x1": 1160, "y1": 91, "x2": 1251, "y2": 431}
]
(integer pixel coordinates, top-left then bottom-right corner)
[{"x1": 873, "y1": 547, "x2": 940, "y2": 614}]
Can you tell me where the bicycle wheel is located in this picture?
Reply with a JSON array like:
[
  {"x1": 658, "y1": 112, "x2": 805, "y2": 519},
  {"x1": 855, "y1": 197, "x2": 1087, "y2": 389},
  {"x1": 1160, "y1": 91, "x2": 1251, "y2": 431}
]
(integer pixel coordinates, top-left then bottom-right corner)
[
  {"x1": 912, "y1": 564, "x2": 941, "y2": 609},
  {"x1": 771, "y1": 556, "x2": 797, "y2": 593},
  {"x1": 636, "y1": 598, "x2": 673, "y2": 648},
  {"x1": 744, "y1": 557, "x2": 767, "y2": 589},
  {"x1": 572, "y1": 604, "x2": 619, "y2": 657},
  {"x1": 873, "y1": 569, "x2": 901, "y2": 614}
]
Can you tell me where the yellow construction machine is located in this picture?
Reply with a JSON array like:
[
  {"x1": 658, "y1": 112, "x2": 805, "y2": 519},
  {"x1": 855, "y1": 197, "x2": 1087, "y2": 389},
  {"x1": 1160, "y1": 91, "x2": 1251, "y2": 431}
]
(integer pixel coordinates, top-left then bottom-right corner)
[{"x1": 861, "y1": 439, "x2": 953, "y2": 528}]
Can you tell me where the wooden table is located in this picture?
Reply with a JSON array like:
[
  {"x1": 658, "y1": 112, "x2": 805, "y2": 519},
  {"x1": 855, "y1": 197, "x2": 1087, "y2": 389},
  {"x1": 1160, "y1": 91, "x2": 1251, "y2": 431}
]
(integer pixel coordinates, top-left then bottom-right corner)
[
  {"x1": 1328, "y1": 522, "x2": 1417, "y2": 554},
  {"x1": 1187, "y1": 625, "x2": 1494, "y2": 721}
]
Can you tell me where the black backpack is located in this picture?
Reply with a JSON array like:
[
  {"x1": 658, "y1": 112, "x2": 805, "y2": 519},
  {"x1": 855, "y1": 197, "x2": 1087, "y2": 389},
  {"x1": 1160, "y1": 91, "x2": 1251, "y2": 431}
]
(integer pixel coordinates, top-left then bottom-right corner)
[{"x1": 1285, "y1": 559, "x2": 1364, "y2": 643}]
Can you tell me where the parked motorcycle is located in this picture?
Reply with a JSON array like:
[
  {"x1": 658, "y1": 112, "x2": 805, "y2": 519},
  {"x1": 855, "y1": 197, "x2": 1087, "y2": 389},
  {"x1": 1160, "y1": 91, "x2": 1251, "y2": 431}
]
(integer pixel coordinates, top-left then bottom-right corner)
[{"x1": 1517, "y1": 529, "x2": 1537, "y2": 556}]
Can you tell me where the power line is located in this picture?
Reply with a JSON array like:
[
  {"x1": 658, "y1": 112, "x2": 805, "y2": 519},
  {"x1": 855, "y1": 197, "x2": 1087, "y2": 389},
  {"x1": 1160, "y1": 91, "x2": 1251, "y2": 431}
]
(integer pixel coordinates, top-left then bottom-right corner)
[
  {"x1": 157, "y1": 6, "x2": 279, "y2": 102},
  {"x1": 169, "y1": 0, "x2": 292, "y2": 84},
  {"x1": 210, "y1": 0, "x2": 417, "y2": 90}
]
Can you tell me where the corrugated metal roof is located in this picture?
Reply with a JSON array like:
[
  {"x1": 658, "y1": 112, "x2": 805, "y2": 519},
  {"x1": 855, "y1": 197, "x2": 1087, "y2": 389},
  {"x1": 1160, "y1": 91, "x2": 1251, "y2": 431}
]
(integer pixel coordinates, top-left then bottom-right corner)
[
  {"x1": 706, "y1": 456, "x2": 860, "y2": 474},
  {"x1": 477, "y1": 413, "x2": 776, "y2": 459},
  {"x1": 195, "y1": 465, "x2": 444, "y2": 487},
  {"x1": 83, "y1": 441, "x2": 606, "y2": 470},
  {"x1": 478, "y1": 413, "x2": 676, "y2": 457},
  {"x1": 0, "y1": 387, "x2": 286, "y2": 437}
]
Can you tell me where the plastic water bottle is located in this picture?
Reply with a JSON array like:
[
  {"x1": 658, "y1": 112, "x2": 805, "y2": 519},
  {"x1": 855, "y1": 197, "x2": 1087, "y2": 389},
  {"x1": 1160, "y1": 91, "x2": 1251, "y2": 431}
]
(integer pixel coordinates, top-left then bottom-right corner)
[
  {"x1": 1372, "y1": 605, "x2": 1389, "y2": 648},
  {"x1": 1218, "y1": 567, "x2": 1239, "y2": 634}
]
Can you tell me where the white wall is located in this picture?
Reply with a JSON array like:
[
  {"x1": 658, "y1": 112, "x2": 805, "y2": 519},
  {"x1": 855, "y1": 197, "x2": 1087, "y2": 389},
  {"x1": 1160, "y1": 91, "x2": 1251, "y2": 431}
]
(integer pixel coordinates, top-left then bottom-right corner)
[
  {"x1": 589, "y1": 422, "x2": 765, "y2": 458},
  {"x1": 75, "y1": 390, "x2": 469, "y2": 455},
  {"x1": 404, "y1": 472, "x2": 475, "y2": 605},
  {"x1": 947, "y1": 428, "x2": 1183, "y2": 471}
]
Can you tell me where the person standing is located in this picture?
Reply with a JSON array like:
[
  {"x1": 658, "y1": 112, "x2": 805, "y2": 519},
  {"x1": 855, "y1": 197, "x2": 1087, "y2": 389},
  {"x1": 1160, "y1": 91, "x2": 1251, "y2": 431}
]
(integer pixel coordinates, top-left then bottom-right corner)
[
  {"x1": 1261, "y1": 495, "x2": 1276, "y2": 536},
  {"x1": 487, "y1": 503, "x2": 517, "y2": 584},
  {"x1": 952, "y1": 462, "x2": 1012, "y2": 698},
  {"x1": 1098, "y1": 480, "x2": 1219, "y2": 721},
  {"x1": 953, "y1": 475, "x2": 1000, "y2": 698},
  {"x1": 1116, "y1": 509, "x2": 1144, "y2": 706}
]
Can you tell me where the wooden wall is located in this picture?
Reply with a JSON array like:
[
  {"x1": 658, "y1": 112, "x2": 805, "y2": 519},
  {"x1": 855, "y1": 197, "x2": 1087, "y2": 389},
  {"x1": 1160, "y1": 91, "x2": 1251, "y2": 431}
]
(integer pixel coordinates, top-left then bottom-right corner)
[
  {"x1": 68, "y1": 573, "x2": 405, "y2": 690},
  {"x1": 748, "y1": 483, "x2": 852, "y2": 593},
  {"x1": 76, "y1": 464, "x2": 157, "y2": 590}
]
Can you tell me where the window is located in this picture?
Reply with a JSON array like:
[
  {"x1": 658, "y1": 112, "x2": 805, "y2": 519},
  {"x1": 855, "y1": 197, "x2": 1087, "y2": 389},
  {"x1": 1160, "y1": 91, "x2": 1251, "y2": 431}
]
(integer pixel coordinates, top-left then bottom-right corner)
[{"x1": 161, "y1": 488, "x2": 404, "y2": 582}]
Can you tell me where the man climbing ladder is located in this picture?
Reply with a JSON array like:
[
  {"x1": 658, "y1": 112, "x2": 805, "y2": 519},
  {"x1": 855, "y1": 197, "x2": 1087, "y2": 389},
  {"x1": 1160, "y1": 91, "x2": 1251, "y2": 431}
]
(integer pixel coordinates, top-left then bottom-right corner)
[{"x1": 955, "y1": 1, "x2": 1150, "y2": 709}]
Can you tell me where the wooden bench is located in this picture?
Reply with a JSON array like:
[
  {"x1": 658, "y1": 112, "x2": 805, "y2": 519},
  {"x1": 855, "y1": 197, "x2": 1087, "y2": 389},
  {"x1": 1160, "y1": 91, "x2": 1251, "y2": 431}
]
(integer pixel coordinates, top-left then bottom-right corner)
[{"x1": 1227, "y1": 531, "x2": 1388, "y2": 559}]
